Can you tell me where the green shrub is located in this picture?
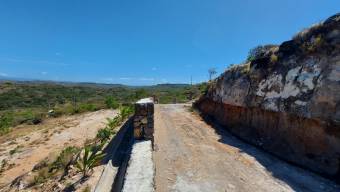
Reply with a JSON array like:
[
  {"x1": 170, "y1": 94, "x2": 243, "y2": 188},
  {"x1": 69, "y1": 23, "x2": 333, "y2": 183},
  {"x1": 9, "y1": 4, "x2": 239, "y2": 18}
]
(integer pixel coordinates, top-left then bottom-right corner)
[
  {"x1": 51, "y1": 146, "x2": 80, "y2": 171},
  {"x1": 18, "y1": 110, "x2": 43, "y2": 125},
  {"x1": 0, "y1": 112, "x2": 13, "y2": 135},
  {"x1": 76, "y1": 144, "x2": 105, "y2": 178},
  {"x1": 135, "y1": 89, "x2": 148, "y2": 100},
  {"x1": 9, "y1": 147, "x2": 18, "y2": 155},
  {"x1": 106, "y1": 116, "x2": 121, "y2": 129},
  {"x1": 33, "y1": 167, "x2": 51, "y2": 185},
  {"x1": 79, "y1": 103, "x2": 98, "y2": 112},
  {"x1": 0, "y1": 159, "x2": 8, "y2": 175},
  {"x1": 120, "y1": 105, "x2": 134, "y2": 120},
  {"x1": 21, "y1": 110, "x2": 35, "y2": 121},
  {"x1": 197, "y1": 83, "x2": 208, "y2": 94},
  {"x1": 29, "y1": 146, "x2": 80, "y2": 186},
  {"x1": 187, "y1": 106, "x2": 194, "y2": 113},
  {"x1": 246, "y1": 45, "x2": 277, "y2": 62},
  {"x1": 105, "y1": 105, "x2": 134, "y2": 130},
  {"x1": 96, "y1": 128, "x2": 112, "y2": 143},
  {"x1": 105, "y1": 96, "x2": 119, "y2": 109},
  {"x1": 82, "y1": 185, "x2": 91, "y2": 192},
  {"x1": 54, "y1": 103, "x2": 76, "y2": 115}
]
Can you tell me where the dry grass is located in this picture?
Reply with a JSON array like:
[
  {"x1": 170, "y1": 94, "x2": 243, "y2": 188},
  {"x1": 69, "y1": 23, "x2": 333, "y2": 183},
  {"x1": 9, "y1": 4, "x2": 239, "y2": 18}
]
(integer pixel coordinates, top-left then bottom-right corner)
[
  {"x1": 293, "y1": 22, "x2": 324, "y2": 41},
  {"x1": 270, "y1": 54, "x2": 278, "y2": 63},
  {"x1": 82, "y1": 185, "x2": 91, "y2": 192},
  {"x1": 29, "y1": 139, "x2": 44, "y2": 146},
  {"x1": 301, "y1": 34, "x2": 324, "y2": 53},
  {"x1": 226, "y1": 62, "x2": 251, "y2": 75},
  {"x1": 0, "y1": 122, "x2": 53, "y2": 144}
]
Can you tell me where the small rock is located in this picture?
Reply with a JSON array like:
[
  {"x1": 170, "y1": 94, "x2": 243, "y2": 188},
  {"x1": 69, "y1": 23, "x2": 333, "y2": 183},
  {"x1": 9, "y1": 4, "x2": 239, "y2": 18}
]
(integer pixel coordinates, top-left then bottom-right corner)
[{"x1": 228, "y1": 184, "x2": 236, "y2": 189}]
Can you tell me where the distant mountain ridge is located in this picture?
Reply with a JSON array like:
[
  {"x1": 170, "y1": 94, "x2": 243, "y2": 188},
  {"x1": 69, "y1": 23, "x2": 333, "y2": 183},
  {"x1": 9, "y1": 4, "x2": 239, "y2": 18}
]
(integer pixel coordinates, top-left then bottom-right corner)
[{"x1": 0, "y1": 77, "x2": 191, "y2": 88}]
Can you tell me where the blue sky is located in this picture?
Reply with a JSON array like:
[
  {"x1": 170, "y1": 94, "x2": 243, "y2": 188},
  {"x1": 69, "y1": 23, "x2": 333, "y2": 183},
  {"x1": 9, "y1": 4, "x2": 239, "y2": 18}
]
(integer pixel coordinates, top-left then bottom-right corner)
[{"x1": 0, "y1": 0, "x2": 339, "y2": 85}]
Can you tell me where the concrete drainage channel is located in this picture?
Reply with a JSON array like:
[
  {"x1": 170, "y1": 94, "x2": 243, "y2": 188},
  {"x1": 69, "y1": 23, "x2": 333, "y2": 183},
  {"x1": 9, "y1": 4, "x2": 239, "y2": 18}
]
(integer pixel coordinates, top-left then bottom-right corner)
[{"x1": 95, "y1": 98, "x2": 155, "y2": 192}]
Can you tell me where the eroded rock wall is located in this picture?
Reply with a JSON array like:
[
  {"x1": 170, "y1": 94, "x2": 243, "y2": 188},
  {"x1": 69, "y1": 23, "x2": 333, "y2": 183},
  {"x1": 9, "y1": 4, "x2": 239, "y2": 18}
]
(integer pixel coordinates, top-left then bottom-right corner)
[{"x1": 195, "y1": 13, "x2": 340, "y2": 179}]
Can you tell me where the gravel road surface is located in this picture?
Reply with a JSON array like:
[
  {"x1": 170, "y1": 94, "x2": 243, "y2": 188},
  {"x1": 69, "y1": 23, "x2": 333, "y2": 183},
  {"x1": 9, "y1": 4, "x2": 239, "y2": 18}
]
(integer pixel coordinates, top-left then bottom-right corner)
[{"x1": 153, "y1": 104, "x2": 339, "y2": 192}]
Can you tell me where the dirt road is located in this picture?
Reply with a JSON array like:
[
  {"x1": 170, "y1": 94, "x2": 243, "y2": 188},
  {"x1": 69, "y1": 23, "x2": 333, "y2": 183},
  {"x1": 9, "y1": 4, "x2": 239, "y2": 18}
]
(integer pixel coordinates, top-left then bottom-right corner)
[
  {"x1": 0, "y1": 109, "x2": 116, "y2": 187},
  {"x1": 153, "y1": 104, "x2": 339, "y2": 192}
]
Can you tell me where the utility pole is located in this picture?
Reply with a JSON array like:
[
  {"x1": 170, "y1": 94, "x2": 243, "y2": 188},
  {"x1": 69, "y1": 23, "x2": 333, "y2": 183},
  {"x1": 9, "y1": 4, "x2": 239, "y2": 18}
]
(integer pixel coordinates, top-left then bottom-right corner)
[{"x1": 208, "y1": 68, "x2": 217, "y2": 81}]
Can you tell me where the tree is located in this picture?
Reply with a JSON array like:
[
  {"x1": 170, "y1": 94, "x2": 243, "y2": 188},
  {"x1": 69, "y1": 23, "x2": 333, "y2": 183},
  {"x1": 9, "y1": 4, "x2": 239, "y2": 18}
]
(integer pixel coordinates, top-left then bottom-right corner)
[
  {"x1": 135, "y1": 89, "x2": 147, "y2": 100},
  {"x1": 208, "y1": 68, "x2": 217, "y2": 81},
  {"x1": 246, "y1": 44, "x2": 277, "y2": 62}
]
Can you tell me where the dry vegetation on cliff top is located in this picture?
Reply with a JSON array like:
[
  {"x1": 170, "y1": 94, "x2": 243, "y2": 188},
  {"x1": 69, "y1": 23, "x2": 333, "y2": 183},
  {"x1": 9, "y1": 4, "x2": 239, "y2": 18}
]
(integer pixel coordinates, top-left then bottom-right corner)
[{"x1": 224, "y1": 13, "x2": 340, "y2": 76}]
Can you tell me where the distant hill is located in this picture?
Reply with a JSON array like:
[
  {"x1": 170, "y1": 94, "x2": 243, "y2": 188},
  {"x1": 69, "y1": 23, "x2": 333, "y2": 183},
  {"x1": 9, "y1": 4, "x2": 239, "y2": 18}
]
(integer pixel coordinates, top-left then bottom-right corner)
[
  {"x1": 0, "y1": 79, "x2": 206, "y2": 111},
  {"x1": 0, "y1": 78, "x2": 126, "y2": 88},
  {"x1": 0, "y1": 78, "x2": 190, "y2": 89}
]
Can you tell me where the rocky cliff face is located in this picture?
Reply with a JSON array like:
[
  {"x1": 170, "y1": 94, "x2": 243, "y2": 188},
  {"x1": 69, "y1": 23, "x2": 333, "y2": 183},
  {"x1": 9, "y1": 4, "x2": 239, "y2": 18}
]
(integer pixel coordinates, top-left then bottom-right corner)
[{"x1": 195, "y1": 13, "x2": 340, "y2": 180}]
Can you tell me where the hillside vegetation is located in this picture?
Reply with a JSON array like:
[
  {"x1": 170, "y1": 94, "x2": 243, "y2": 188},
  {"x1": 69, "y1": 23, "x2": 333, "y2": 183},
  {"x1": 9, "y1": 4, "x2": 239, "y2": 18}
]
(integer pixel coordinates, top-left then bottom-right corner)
[{"x1": 0, "y1": 81, "x2": 207, "y2": 135}]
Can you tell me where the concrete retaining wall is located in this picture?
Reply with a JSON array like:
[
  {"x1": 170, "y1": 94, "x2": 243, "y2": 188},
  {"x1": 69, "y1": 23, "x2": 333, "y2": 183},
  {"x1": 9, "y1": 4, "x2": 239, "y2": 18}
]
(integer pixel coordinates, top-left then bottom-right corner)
[
  {"x1": 121, "y1": 98, "x2": 155, "y2": 192},
  {"x1": 94, "y1": 118, "x2": 134, "y2": 192},
  {"x1": 96, "y1": 98, "x2": 156, "y2": 192}
]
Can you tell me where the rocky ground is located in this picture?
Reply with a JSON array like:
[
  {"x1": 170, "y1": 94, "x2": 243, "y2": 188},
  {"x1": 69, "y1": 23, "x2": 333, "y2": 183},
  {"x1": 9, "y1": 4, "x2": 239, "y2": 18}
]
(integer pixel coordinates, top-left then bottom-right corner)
[
  {"x1": 0, "y1": 109, "x2": 116, "y2": 190},
  {"x1": 153, "y1": 104, "x2": 340, "y2": 192}
]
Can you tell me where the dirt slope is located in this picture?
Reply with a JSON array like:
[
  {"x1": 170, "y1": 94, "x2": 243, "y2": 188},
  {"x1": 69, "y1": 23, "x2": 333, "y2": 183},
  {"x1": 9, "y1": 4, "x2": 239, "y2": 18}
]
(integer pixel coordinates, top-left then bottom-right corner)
[
  {"x1": 0, "y1": 109, "x2": 116, "y2": 187},
  {"x1": 153, "y1": 104, "x2": 339, "y2": 192}
]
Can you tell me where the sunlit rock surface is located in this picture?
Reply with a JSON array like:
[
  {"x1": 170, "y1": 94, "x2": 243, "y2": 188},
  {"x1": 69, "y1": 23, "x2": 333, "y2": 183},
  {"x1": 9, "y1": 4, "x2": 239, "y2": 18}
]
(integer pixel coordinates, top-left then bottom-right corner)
[{"x1": 195, "y1": 13, "x2": 340, "y2": 180}]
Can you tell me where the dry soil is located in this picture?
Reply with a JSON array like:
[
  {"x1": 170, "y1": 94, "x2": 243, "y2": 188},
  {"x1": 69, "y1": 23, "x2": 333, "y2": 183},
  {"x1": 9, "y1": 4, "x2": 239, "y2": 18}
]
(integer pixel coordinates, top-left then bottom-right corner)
[
  {"x1": 0, "y1": 109, "x2": 116, "y2": 187},
  {"x1": 153, "y1": 104, "x2": 340, "y2": 192}
]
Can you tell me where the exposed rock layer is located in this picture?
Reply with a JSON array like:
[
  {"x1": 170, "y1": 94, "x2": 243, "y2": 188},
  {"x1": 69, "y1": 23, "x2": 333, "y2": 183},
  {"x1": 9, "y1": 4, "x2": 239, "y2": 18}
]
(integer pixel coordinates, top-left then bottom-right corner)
[{"x1": 195, "y1": 13, "x2": 340, "y2": 179}]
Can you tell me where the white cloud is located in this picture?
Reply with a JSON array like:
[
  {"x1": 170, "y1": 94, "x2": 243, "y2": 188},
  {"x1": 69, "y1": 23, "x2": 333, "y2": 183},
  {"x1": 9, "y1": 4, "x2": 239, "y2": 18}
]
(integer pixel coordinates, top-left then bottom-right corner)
[
  {"x1": 0, "y1": 72, "x2": 8, "y2": 77},
  {"x1": 139, "y1": 78, "x2": 154, "y2": 81},
  {"x1": 100, "y1": 77, "x2": 155, "y2": 83},
  {"x1": 0, "y1": 58, "x2": 69, "y2": 67},
  {"x1": 119, "y1": 77, "x2": 132, "y2": 80},
  {"x1": 101, "y1": 77, "x2": 114, "y2": 82},
  {"x1": 41, "y1": 71, "x2": 48, "y2": 75},
  {"x1": 151, "y1": 67, "x2": 157, "y2": 71}
]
